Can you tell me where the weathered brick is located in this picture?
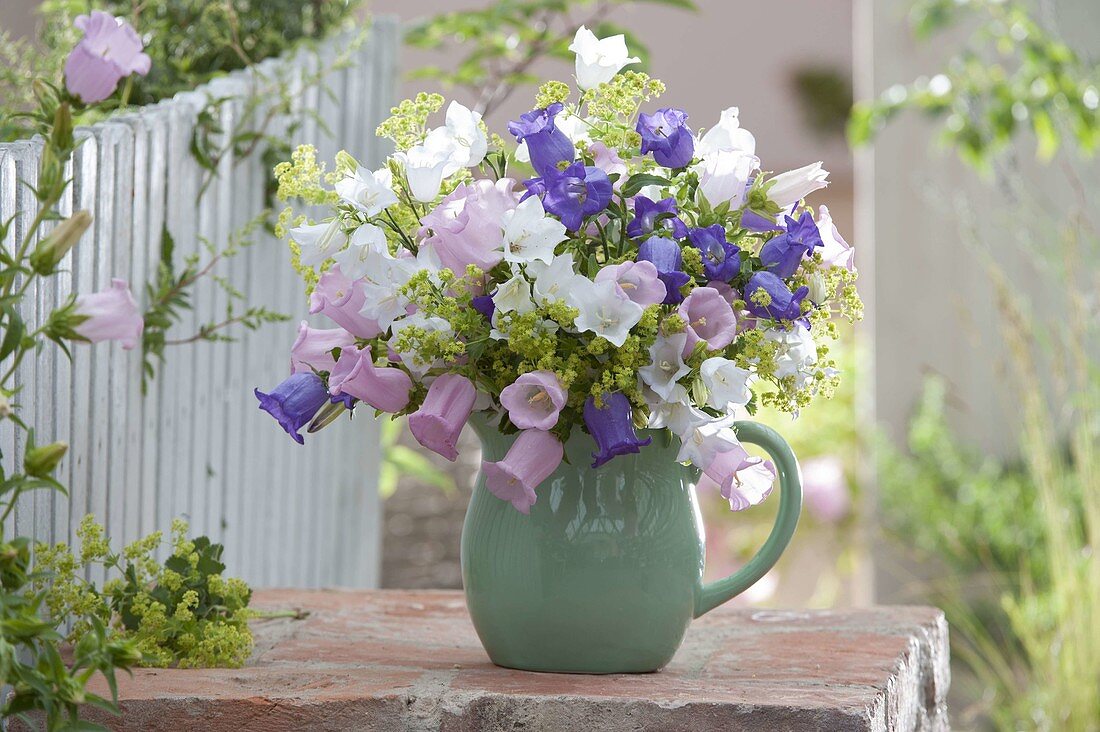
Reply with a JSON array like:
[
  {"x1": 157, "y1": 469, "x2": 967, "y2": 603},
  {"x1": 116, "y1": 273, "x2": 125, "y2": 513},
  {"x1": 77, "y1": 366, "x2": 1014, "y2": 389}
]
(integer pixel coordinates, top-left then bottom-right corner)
[{"x1": 43, "y1": 590, "x2": 948, "y2": 731}]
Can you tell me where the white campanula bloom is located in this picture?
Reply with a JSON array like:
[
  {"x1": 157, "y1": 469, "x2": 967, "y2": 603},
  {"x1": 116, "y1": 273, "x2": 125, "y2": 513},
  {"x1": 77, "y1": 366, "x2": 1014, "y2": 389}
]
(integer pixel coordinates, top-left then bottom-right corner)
[
  {"x1": 816, "y1": 205, "x2": 855, "y2": 272},
  {"x1": 676, "y1": 414, "x2": 742, "y2": 470},
  {"x1": 423, "y1": 100, "x2": 488, "y2": 175},
  {"x1": 389, "y1": 312, "x2": 454, "y2": 377},
  {"x1": 699, "y1": 357, "x2": 753, "y2": 412},
  {"x1": 568, "y1": 26, "x2": 640, "y2": 90},
  {"x1": 493, "y1": 272, "x2": 536, "y2": 315},
  {"x1": 532, "y1": 253, "x2": 586, "y2": 306},
  {"x1": 639, "y1": 333, "x2": 690, "y2": 401},
  {"x1": 572, "y1": 279, "x2": 643, "y2": 347},
  {"x1": 396, "y1": 141, "x2": 452, "y2": 202},
  {"x1": 290, "y1": 219, "x2": 346, "y2": 268},
  {"x1": 764, "y1": 324, "x2": 818, "y2": 389},
  {"x1": 502, "y1": 196, "x2": 567, "y2": 265},
  {"x1": 335, "y1": 166, "x2": 398, "y2": 216},
  {"x1": 766, "y1": 162, "x2": 830, "y2": 210},
  {"x1": 359, "y1": 254, "x2": 416, "y2": 330},
  {"x1": 695, "y1": 107, "x2": 756, "y2": 158},
  {"x1": 334, "y1": 223, "x2": 389, "y2": 280}
]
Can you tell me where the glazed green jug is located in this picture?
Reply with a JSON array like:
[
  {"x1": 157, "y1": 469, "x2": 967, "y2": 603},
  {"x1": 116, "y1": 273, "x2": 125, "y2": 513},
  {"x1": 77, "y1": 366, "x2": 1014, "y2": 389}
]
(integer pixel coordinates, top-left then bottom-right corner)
[{"x1": 461, "y1": 414, "x2": 802, "y2": 674}]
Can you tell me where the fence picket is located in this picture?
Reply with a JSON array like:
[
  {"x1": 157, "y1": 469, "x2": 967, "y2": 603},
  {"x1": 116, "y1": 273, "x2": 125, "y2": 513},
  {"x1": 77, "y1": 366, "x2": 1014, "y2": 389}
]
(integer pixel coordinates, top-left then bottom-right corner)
[{"x1": 0, "y1": 23, "x2": 396, "y2": 587}]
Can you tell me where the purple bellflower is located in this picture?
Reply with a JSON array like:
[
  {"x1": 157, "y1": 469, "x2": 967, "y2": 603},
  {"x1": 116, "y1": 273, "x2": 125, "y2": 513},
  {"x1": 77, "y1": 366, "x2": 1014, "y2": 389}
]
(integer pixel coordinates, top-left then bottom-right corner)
[
  {"x1": 255, "y1": 372, "x2": 330, "y2": 445},
  {"x1": 530, "y1": 161, "x2": 613, "y2": 232},
  {"x1": 626, "y1": 196, "x2": 688, "y2": 240},
  {"x1": 637, "y1": 236, "x2": 690, "y2": 304},
  {"x1": 583, "y1": 392, "x2": 652, "y2": 468},
  {"x1": 637, "y1": 108, "x2": 694, "y2": 168},
  {"x1": 508, "y1": 103, "x2": 575, "y2": 177},
  {"x1": 744, "y1": 271, "x2": 810, "y2": 322},
  {"x1": 759, "y1": 211, "x2": 823, "y2": 278},
  {"x1": 688, "y1": 225, "x2": 740, "y2": 282}
]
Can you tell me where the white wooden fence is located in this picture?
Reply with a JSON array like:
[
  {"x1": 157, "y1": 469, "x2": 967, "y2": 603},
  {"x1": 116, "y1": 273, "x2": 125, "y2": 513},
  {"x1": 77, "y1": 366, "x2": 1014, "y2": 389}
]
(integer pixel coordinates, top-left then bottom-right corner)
[{"x1": 0, "y1": 18, "x2": 398, "y2": 588}]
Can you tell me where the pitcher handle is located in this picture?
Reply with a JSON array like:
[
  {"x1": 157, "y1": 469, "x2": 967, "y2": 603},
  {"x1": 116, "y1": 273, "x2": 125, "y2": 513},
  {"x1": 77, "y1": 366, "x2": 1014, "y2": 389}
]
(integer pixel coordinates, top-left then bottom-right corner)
[{"x1": 694, "y1": 420, "x2": 802, "y2": 618}]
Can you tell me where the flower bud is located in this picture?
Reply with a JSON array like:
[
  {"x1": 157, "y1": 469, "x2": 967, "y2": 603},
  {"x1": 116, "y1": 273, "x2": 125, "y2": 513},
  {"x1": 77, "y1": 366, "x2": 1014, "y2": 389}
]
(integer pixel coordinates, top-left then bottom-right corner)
[
  {"x1": 24, "y1": 441, "x2": 68, "y2": 478},
  {"x1": 807, "y1": 271, "x2": 828, "y2": 304},
  {"x1": 29, "y1": 210, "x2": 91, "y2": 275}
]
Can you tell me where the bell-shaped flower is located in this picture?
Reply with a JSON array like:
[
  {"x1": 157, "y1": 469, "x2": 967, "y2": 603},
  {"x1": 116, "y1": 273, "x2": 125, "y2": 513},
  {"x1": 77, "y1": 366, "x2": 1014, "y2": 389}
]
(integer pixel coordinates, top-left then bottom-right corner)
[
  {"x1": 589, "y1": 141, "x2": 627, "y2": 186},
  {"x1": 388, "y1": 312, "x2": 454, "y2": 378},
  {"x1": 359, "y1": 255, "x2": 416, "y2": 331},
  {"x1": 290, "y1": 219, "x2": 346, "y2": 268},
  {"x1": 695, "y1": 107, "x2": 757, "y2": 158},
  {"x1": 678, "y1": 286, "x2": 738, "y2": 355},
  {"x1": 700, "y1": 357, "x2": 752, "y2": 411},
  {"x1": 676, "y1": 414, "x2": 741, "y2": 470},
  {"x1": 500, "y1": 371, "x2": 567, "y2": 430},
  {"x1": 766, "y1": 162, "x2": 829, "y2": 210},
  {"x1": 73, "y1": 278, "x2": 143, "y2": 350},
  {"x1": 699, "y1": 445, "x2": 776, "y2": 511},
  {"x1": 637, "y1": 108, "x2": 694, "y2": 169},
  {"x1": 765, "y1": 323, "x2": 818, "y2": 388},
  {"x1": 741, "y1": 209, "x2": 784, "y2": 233},
  {"x1": 409, "y1": 373, "x2": 477, "y2": 461},
  {"x1": 335, "y1": 166, "x2": 398, "y2": 216},
  {"x1": 502, "y1": 195, "x2": 567, "y2": 265},
  {"x1": 328, "y1": 346, "x2": 413, "y2": 414},
  {"x1": 508, "y1": 103, "x2": 575, "y2": 177},
  {"x1": 289, "y1": 321, "x2": 355, "y2": 375},
  {"x1": 594, "y1": 260, "x2": 666, "y2": 307},
  {"x1": 637, "y1": 236, "x2": 690, "y2": 304},
  {"x1": 568, "y1": 25, "x2": 639, "y2": 90},
  {"x1": 309, "y1": 267, "x2": 382, "y2": 339},
  {"x1": 254, "y1": 372, "x2": 330, "y2": 445},
  {"x1": 693, "y1": 149, "x2": 759, "y2": 208},
  {"x1": 483, "y1": 429, "x2": 564, "y2": 513},
  {"x1": 759, "y1": 211, "x2": 823, "y2": 279},
  {"x1": 397, "y1": 141, "x2": 452, "y2": 202},
  {"x1": 471, "y1": 294, "x2": 495, "y2": 320},
  {"x1": 64, "y1": 12, "x2": 151, "y2": 104},
  {"x1": 639, "y1": 333, "x2": 690, "y2": 402},
  {"x1": 534, "y1": 161, "x2": 612, "y2": 232},
  {"x1": 493, "y1": 272, "x2": 536, "y2": 315},
  {"x1": 744, "y1": 271, "x2": 809, "y2": 322},
  {"x1": 533, "y1": 253, "x2": 586, "y2": 306},
  {"x1": 816, "y1": 205, "x2": 855, "y2": 272},
  {"x1": 333, "y1": 223, "x2": 390, "y2": 280},
  {"x1": 689, "y1": 225, "x2": 740, "y2": 282},
  {"x1": 423, "y1": 101, "x2": 488, "y2": 175},
  {"x1": 420, "y1": 178, "x2": 519, "y2": 274},
  {"x1": 583, "y1": 392, "x2": 652, "y2": 468},
  {"x1": 626, "y1": 196, "x2": 688, "y2": 240},
  {"x1": 572, "y1": 280, "x2": 644, "y2": 347}
]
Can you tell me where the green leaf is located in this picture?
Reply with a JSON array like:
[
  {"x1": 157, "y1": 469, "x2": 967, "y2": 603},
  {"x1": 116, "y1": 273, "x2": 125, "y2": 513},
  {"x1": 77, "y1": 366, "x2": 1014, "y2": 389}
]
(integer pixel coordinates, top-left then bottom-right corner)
[{"x1": 620, "y1": 173, "x2": 672, "y2": 198}]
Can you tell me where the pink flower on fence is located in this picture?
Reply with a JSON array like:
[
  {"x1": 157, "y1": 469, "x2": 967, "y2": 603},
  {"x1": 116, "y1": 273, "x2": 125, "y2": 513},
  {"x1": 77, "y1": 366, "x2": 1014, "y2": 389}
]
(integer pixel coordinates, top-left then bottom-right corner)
[
  {"x1": 74, "y1": 279, "x2": 143, "y2": 349},
  {"x1": 64, "y1": 11, "x2": 151, "y2": 104}
]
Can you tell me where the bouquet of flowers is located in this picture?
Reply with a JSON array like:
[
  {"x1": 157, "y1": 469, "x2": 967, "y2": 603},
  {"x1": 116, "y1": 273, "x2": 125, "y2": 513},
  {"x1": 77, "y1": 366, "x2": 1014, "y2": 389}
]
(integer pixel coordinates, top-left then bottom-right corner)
[{"x1": 261, "y1": 27, "x2": 861, "y2": 514}]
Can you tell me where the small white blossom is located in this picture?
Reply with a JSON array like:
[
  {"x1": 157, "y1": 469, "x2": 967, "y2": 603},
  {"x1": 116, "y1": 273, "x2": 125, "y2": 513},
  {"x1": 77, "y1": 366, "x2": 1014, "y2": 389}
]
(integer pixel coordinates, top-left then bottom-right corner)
[
  {"x1": 676, "y1": 416, "x2": 742, "y2": 470},
  {"x1": 493, "y1": 272, "x2": 536, "y2": 315},
  {"x1": 359, "y1": 255, "x2": 416, "y2": 330},
  {"x1": 502, "y1": 196, "x2": 567, "y2": 265},
  {"x1": 766, "y1": 162, "x2": 829, "y2": 210},
  {"x1": 639, "y1": 333, "x2": 691, "y2": 401},
  {"x1": 532, "y1": 254, "x2": 586, "y2": 306},
  {"x1": 764, "y1": 324, "x2": 818, "y2": 389},
  {"x1": 700, "y1": 357, "x2": 753, "y2": 412},
  {"x1": 290, "y1": 219, "x2": 346, "y2": 268},
  {"x1": 572, "y1": 280, "x2": 643, "y2": 348},
  {"x1": 569, "y1": 25, "x2": 640, "y2": 90},
  {"x1": 335, "y1": 166, "x2": 398, "y2": 216},
  {"x1": 423, "y1": 100, "x2": 488, "y2": 175},
  {"x1": 695, "y1": 107, "x2": 756, "y2": 158},
  {"x1": 693, "y1": 149, "x2": 759, "y2": 207},
  {"x1": 334, "y1": 223, "x2": 389, "y2": 280},
  {"x1": 396, "y1": 141, "x2": 452, "y2": 202}
]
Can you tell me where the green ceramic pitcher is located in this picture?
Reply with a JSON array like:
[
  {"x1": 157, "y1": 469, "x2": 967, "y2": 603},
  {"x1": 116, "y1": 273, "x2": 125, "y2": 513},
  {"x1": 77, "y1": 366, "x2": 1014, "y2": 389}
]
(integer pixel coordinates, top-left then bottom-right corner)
[{"x1": 461, "y1": 413, "x2": 802, "y2": 674}]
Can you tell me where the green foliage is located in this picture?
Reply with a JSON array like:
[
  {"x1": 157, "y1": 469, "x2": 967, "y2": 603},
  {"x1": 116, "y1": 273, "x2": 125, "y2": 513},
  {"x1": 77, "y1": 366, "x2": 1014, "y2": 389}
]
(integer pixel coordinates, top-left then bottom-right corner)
[
  {"x1": 848, "y1": 0, "x2": 1100, "y2": 171},
  {"x1": 405, "y1": 0, "x2": 696, "y2": 118},
  {"x1": 378, "y1": 418, "x2": 457, "y2": 499},
  {"x1": 141, "y1": 221, "x2": 290, "y2": 393},
  {"x1": 791, "y1": 67, "x2": 853, "y2": 139},
  {"x1": 35, "y1": 517, "x2": 255, "y2": 670}
]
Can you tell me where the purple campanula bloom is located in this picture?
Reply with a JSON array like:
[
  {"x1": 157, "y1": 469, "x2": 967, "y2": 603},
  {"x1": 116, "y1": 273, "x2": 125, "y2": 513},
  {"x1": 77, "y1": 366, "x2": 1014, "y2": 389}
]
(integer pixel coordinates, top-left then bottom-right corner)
[
  {"x1": 471, "y1": 294, "x2": 496, "y2": 320},
  {"x1": 64, "y1": 12, "x2": 151, "y2": 104},
  {"x1": 678, "y1": 286, "x2": 739, "y2": 355},
  {"x1": 535, "y1": 161, "x2": 612, "y2": 232},
  {"x1": 626, "y1": 196, "x2": 688, "y2": 240},
  {"x1": 744, "y1": 271, "x2": 810, "y2": 322},
  {"x1": 500, "y1": 371, "x2": 567, "y2": 431},
  {"x1": 482, "y1": 429, "x2": 564, "y2": 513},
  {"x1": 741, "y1": 209, "x2": 783, "y2": 233},
  {"x1": 637, "y1": 236, "x2": 690, "y2": 304},
  {"x1": 508, "y1": 103, "x2": 576, "y2": 177},
  {"x1": 584, "y1": 392, "x2": 652, "y2": 468},
  {"x1": 255, "y1": 372, "x2": 330, "y2": 445},
  {"x1": 408, "y1": 373, "x2": 477, "y2": 461},
  {"x1": 637, "y1": 108, "x2": 694, "y2": 168},
  {"x1": 309, "y1": 267, "x2": 382, "y2": 339},
  {"x1": 688, "y1": 225, "x2": 740, "y2": 282},
  {"x1": 329, "y1": 346, "x2": 413, "y2": 414},
  {"x1": 759, "y1": 211, "x2": 823, "y2": 278}
]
